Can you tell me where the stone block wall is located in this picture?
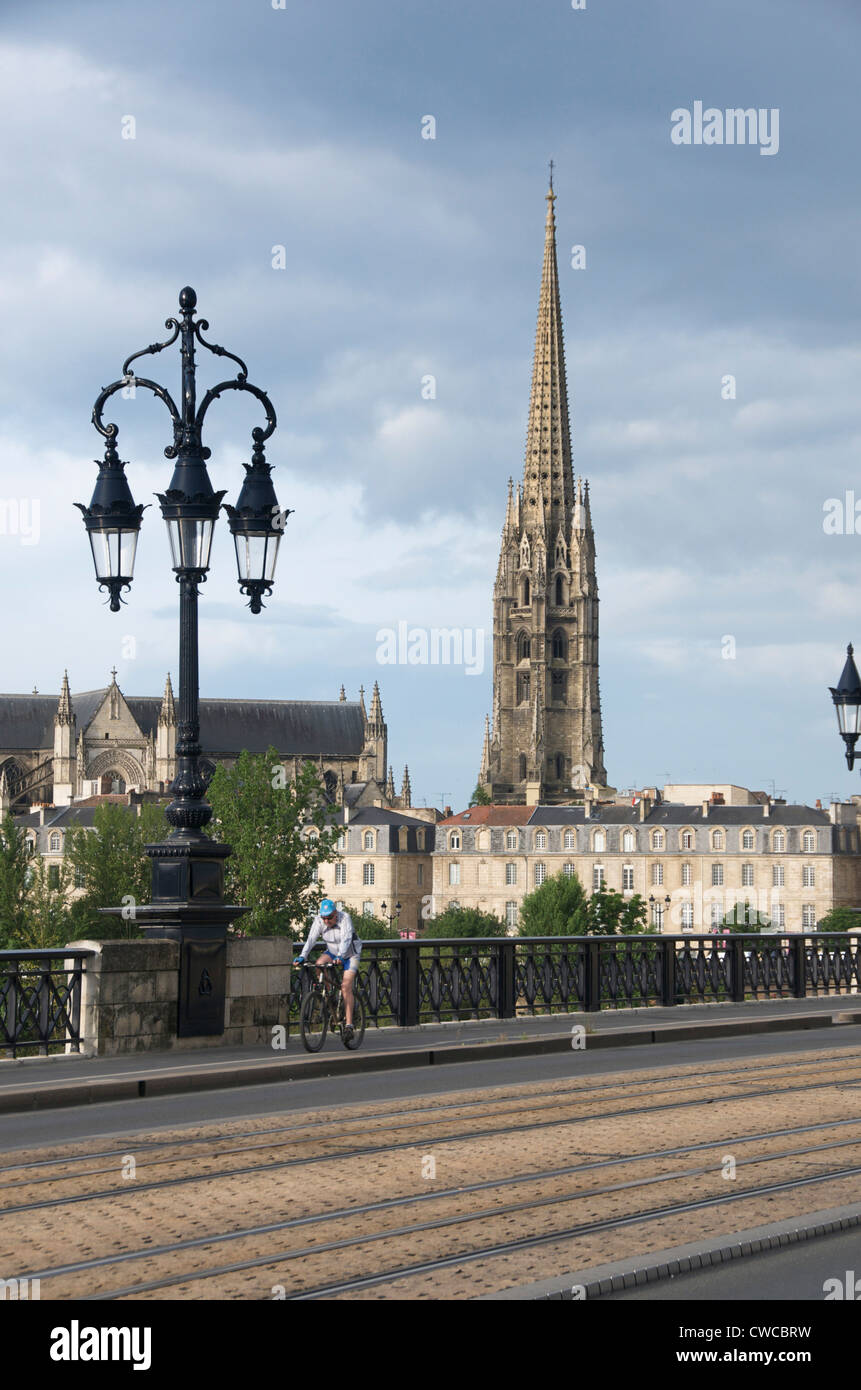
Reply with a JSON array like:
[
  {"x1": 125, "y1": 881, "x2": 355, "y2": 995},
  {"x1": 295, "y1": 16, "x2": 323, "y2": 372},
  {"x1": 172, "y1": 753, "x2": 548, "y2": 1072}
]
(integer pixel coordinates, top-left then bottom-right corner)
[{"x1": 66, "y1": 936, "x2": 292, "y2": 1055}]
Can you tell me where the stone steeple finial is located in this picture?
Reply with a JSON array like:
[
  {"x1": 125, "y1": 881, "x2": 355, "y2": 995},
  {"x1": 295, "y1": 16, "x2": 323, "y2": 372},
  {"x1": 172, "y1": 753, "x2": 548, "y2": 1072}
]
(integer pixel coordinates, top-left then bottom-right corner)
[
  {"x1": 401, "y1": 765, "x2": 411, "y2": 807},
  {"x1": 369, "y1": 680, "x2": 384, "y2": 730},
  {"x1": 56, "y1": 671, "x2": 73, "y2": 725},
  {"x1": 522, "y1": 175, "x2": 574, "y2": 526},
  {"x1": 358, "y1": 684, "x2": 367, "y2": 721},
  {"x1": 158, "y1": 673, "x2": 176, "y2": 725},
  {"x1": 339, "y1": 684, "x2": 346, "y2": 702},
  {"x1": 479, "y1": 714, "x2": 492, "y2": 783},
  {"x1": 386, "y1": 764, "x2": 395, "y2": 800}
]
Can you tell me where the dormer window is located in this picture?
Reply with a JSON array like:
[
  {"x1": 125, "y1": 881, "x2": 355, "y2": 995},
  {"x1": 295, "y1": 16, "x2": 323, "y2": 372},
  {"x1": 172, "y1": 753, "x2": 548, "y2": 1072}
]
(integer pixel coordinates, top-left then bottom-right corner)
[{"x1": 449, "y1": 831, "x2": 461, "y2": 851}]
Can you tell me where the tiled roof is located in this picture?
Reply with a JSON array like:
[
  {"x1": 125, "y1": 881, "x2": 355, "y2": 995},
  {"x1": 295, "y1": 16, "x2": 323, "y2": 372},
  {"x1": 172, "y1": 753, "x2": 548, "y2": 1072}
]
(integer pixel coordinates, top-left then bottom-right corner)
[{"x1": 439, "y1": 806, "x2": 535, "y2": 827}]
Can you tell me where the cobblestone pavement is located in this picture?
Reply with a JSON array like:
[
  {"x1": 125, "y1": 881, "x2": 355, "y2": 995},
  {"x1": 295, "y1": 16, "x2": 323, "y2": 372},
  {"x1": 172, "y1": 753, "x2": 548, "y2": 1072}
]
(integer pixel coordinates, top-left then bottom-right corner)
[{"x1": 5, "y1": 1045, "x2": 861, "y2": 1300}]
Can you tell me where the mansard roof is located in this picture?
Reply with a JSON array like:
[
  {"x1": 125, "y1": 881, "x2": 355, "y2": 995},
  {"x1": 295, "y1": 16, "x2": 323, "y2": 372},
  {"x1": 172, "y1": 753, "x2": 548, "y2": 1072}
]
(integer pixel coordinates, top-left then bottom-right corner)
[{"x1": 528, "y1": 803, "x2": 830, "y2": 826}]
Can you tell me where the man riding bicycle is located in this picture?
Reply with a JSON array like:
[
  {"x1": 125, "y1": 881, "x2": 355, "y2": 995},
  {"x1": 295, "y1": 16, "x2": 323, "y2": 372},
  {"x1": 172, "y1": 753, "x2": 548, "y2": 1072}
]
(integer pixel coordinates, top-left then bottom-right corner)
[{"x1": 294, "y1": 900, "x2": 362, "y2": 1042}]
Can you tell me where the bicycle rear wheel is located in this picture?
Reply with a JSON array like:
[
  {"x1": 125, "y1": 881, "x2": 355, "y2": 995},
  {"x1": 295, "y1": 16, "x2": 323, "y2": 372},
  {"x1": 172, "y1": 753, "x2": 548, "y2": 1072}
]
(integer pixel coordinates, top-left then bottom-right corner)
[{"x1": 300, "y1": 990, "x2": 328, "y2": 1052}]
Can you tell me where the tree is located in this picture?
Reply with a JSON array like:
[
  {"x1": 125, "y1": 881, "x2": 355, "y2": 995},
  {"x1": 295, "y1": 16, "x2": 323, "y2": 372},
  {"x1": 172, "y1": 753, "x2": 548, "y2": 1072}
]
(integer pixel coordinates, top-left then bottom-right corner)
[
  {"x1": 66, "y1": 801, "x2": 167, "y2": 939},
  {"x1": 422, "y1": 905, "x2": 506, "y2": 938},
  {"x1": 816, "y1": 906, "x2": 861, "y2": 934},
  {"x1": 723, "y1": 902, "x2": 769, "y2": 933},
  {"x1": 207, "y1": 749, "x2": 340, "y2": 938},
  {"x1": 0, "y1": 812, "x2": 31, "y2": 949},
  {"x1": 469, "y1": 783, "x2": 491, "y2": 807},
  {"x1": 20, "y1": 855, "x2": 73, "y2": 950},
  {"x1": 342, "y1": 909, "x2": 402, "y2": 942},
  {"x1": 518, "y1": 870, "x2": 650, "y2": 937}
]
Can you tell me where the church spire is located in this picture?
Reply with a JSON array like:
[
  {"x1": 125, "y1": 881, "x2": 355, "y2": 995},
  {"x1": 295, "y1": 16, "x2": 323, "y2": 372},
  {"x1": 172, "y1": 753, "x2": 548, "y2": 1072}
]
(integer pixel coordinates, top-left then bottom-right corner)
[
  {"x1": 159, "y1": 673, "x2": 176, "y2": 725},
  {"x1": 56, "y1": 671, "x2": 73, "y2": 725},
  {"x1": 400, "y1": 764, "x2": 411, "y2": 807},
  {"x1": 522, "y1": 176, "x2": 574, "y2": 524}
]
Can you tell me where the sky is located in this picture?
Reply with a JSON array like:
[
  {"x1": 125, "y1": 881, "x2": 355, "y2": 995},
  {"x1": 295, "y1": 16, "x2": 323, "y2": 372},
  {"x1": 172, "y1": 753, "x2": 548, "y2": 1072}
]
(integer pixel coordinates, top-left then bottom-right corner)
[{"x1": 0, "y1": 0, "x2": 859, "y2": 811}]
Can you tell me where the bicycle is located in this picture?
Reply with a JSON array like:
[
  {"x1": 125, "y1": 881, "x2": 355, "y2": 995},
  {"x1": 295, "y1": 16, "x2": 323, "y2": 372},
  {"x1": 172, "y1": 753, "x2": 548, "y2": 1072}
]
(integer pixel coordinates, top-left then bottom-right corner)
[{"x1": 299, "y1": 960, "x2": 366, "y2": 1053}]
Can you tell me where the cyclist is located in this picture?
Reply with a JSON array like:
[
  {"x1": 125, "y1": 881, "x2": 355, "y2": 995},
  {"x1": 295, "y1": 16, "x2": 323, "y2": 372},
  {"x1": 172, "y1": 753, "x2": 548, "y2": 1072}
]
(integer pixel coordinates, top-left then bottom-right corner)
[{"x1": 294, "y1": 900, "x2": 362, "y2": 1041}]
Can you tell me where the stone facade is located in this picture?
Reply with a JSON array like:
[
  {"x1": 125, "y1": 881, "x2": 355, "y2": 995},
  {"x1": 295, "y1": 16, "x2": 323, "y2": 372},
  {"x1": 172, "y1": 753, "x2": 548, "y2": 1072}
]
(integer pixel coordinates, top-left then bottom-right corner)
[
  {"x1": 431, "y1": 795, "x2": 861, "y2": 934},
  {"x1": 480, "y1": 183, "x2": 608, "y2": 805},
  {"x1": 315, "y1": 805, "x2": 437, "y2": 936}
]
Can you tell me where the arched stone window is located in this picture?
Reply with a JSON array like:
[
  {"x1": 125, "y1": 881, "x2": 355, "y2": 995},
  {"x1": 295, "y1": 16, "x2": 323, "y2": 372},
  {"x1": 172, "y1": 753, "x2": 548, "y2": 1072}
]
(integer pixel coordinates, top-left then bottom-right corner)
[
  {"x1": 506, "y1": 830, "x2": 518, "y2": 850},
  {"x1": 518, "y1": 754, "x2": 527, "y2": 781},
  {"x1": 802, "y1": 830, "x2": 815, "y2": 852},
  {"x1": 555, "y1": 575, "x2": 564, "y2": 606},
  {"x1": 517, "y1": 672, "x2": 530, "y2": 704},
  {"x1": 551, "y1": 629, "x2": 567, "y2": 660},
  {"x1": 516, "y1": 631, "x2": 531, "y2": 662},
  {"x1": 622, "y1": 829, "x2": 635, "y2": 852},
  {"x1": 449, "y1": 831, "x2": 461, "y2": 850},
  {"x1": 363, "y1": 830, "x2": 375, "y2": 851}
]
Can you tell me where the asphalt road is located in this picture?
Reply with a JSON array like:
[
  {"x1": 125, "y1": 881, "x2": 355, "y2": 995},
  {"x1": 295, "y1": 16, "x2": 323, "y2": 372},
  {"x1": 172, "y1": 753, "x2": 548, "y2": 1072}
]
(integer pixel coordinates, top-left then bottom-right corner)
[{"x1": 4, "y1": 1022, "x2": 861, "y2": 1153}]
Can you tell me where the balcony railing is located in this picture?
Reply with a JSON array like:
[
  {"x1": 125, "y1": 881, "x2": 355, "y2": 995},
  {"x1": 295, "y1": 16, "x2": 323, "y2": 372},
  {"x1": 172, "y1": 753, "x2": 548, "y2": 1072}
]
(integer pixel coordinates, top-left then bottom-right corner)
[
  {"x1": 289, "y1": 933, "x2": 861, "y2": 1028},
  {"x1": 0, "y1": 950, "x2": 94, "y2": 1057}
]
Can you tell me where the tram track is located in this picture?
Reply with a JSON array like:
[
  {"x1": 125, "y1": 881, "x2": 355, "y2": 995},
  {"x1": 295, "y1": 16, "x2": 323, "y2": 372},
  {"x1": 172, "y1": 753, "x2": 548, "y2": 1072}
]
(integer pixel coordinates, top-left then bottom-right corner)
[
  {"x1": 5, "y1": 1064, "x2": 861, "y2": 1216},
  {"x1": 8, "y1": 1046, "x2": 861, "y2": 1300},
  {"x1": 4, "y1": 1045, "x2": 858, "y2": 1177}
]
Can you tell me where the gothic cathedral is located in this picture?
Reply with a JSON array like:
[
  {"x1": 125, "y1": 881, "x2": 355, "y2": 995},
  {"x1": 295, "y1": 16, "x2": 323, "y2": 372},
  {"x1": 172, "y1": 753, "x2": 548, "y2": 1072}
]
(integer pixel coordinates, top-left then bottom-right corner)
[{"x1": 479, "y1": 181, "x2": 609, "y2": 804}]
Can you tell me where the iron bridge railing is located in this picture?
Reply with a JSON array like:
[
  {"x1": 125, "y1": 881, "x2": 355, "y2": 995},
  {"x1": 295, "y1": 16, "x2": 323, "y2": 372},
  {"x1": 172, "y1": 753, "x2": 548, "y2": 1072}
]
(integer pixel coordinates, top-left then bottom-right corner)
[
  {"x1": 0, "y1": 950, "x2": 94, "y2": 1057},
  {"x1": 288, "y1": 933, "x2": 861, "y2": 1029}
]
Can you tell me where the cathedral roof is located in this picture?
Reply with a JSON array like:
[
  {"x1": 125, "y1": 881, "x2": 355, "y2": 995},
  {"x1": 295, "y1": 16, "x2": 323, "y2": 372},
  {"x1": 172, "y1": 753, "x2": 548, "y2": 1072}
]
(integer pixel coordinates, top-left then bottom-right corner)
[
  {"x1": 130, "y1": 696, "x2": 367, "y2": 755},
  {"x1": 0, "y1": 689, "x2": 368, "y2": 757}
]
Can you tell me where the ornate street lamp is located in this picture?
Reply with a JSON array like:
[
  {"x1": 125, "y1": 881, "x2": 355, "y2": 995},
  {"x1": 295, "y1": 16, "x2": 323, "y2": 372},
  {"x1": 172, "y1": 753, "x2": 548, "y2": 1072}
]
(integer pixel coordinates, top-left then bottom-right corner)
[
  {"x1": 79, "y1": 286, "x2": 289, "y2": 1036},
  {"x1": 380, "y1": 900, "x2": 402, "y2": 929},
  {"x1": 829, "y1": 644, "x2": 861, "y2": 770}
]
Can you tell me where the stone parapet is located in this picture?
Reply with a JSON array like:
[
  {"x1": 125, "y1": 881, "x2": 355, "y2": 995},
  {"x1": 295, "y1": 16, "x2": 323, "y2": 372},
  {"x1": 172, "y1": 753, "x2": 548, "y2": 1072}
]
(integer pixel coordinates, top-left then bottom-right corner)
[{"x1": 65, "y1": 936, "x2": 292, "y2": 1056}]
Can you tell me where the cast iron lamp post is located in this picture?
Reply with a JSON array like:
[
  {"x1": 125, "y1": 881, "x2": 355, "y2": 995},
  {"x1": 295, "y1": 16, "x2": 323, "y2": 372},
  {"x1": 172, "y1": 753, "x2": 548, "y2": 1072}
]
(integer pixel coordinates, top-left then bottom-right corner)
[
  {"x1": 380, "y1": 900, "x2": 402, "y2": 929},
  {"x1": 829, "y1": 644, "x2": 861, "y2": 770},
  {"x1": 78, "y1": 286, "x2": 289, "y2": 1035}
]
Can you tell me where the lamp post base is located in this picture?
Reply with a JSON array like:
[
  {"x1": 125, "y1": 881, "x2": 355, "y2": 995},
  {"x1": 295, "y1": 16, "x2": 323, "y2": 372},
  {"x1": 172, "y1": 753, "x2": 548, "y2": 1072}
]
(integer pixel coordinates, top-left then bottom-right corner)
[{"x1": 101, "y1": 837, "x2": 248, "y2": 1037}]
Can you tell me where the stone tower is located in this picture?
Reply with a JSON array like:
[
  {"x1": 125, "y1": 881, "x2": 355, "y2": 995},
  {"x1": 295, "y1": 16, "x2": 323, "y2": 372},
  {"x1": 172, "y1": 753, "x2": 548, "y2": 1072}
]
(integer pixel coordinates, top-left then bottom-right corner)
[{"x1": 479, "y1": 180, "x2": 607, "y2": 804}]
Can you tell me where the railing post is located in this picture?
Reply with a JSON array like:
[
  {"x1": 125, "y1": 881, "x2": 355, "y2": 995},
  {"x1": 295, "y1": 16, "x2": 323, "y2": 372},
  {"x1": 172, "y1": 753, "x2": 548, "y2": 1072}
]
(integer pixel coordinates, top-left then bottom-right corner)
[
  {"x1": 660, "y1": 937, "x2": 676, "y2": 1007},
  {"x1": 793, "y1": 935, "x2": 807, "y2": 999},
  {"x1": 583, "y1": 938, "x2": 601, "y2": 1012},
  {"x1": 499, "y1": 940, "x2": 515, "y2": 1019},
  {"x1": 731, "y1": 937, "x2": 746, "y2": 1002},
  {"x1": 398, "y1": 941, "x2": 420, "y2": 1027}
]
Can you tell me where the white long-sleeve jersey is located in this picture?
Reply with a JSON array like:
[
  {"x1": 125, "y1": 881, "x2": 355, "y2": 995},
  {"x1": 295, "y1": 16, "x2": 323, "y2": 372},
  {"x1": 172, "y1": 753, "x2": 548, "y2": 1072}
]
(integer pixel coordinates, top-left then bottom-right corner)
[{"x1": 298, "y1": 908, "x2": 359, "y2": 961}]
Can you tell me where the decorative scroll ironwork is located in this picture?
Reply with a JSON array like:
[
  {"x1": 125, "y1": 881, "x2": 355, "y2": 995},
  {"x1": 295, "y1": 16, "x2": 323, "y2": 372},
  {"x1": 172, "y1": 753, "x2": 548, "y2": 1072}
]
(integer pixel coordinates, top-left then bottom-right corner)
[
  {"x1": 0, "y1": 950, "x2": 93, "y2": 1057},
  {"x1": 285, "y1": 933, "x2": 861, "y2": 1035}
]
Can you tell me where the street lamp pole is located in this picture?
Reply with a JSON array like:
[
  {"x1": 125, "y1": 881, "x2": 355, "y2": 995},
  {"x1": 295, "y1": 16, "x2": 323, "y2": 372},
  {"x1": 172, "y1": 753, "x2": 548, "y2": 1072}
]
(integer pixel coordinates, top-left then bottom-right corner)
[{"x1": 79, "y1": 287, "x2": 289, "y2": 1035}]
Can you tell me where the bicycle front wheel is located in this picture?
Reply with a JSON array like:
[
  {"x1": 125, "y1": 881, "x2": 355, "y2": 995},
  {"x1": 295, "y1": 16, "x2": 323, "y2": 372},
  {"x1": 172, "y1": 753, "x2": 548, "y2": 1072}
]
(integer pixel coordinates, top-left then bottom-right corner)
[{"x1": 300, "y1": 990, "x2": 329, "y2": 1052}]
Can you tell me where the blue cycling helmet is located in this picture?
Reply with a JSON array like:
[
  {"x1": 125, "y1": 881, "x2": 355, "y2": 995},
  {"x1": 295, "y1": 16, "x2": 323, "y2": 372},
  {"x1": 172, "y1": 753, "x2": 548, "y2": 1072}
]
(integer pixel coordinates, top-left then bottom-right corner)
[{"x1": 319, "y1": 899, "x2": 336, "y2": 917}]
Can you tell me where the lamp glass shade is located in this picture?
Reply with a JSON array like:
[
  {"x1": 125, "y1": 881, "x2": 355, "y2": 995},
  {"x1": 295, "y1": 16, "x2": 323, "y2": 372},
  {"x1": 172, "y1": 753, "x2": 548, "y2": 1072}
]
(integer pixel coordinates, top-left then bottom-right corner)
[
  {"x1": 835, "y1": 698, "x2": 861, "y2": 738},
  {"x1": 233, "y1": 530, "x2": 280, "y2": 585},
  {"x1": 88, "y1": 526, "x2": 138, "y2": 582},
  {"x1": 165, "y1": 516, "x2": 215, "y2": 572}
]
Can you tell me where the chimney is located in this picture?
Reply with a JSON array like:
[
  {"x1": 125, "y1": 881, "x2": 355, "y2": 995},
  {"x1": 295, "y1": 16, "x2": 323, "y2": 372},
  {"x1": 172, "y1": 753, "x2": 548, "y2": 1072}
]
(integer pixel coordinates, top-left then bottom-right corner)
[
  {"x1": 816, "y1": 799, "x2": 822, "y2": 809},
  {"x1": 829, "y1": 801, "x2": 838, "y2": 824},
  {"x1": 444, "y1": 805, "x2": 452, "y2": 818},
  {"x1": 638, "y1": 796, "x2": 651, "y2": 821},
  {"x1": 701, "y1": 800, "x2": 709, "y2": 818},
  {"x1": 584, "y1": 788, "x2": 594, "y2": 816},
  {"x1": 344, "y1": 805, "x2": 351, "y2": 825},
  {"x1": 763, "y1": 801, "x2": 770, "y2": 818}
]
